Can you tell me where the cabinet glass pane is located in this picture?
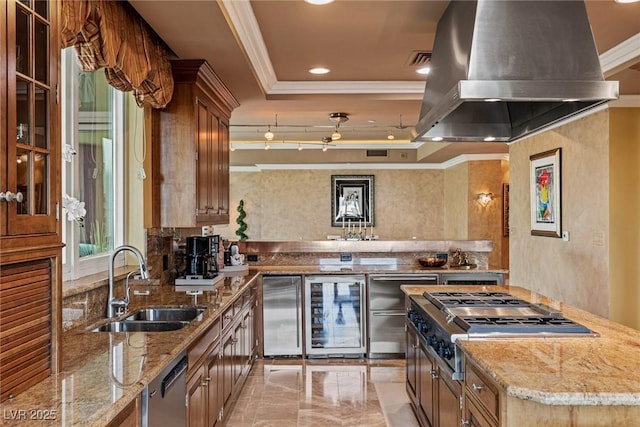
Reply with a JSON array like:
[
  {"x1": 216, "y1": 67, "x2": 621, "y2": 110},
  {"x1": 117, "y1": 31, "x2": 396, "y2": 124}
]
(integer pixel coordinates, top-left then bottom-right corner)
[
  {"x1": 16, "y1": 148, "x2": 30, "y2": 215},
  {"x1": 34, "y1": 153, "x2": 48, "y2": 214},
  {"x1": 34, "y1": 18, "x2": 48, "y2": 83},
  {"x1": 16, "y1": 8, "x2": 30, "y2": 75},
  {"x1": 34, "y1": 87, "x2": 47, "y2": 148},
  {"x1": 35, "y1": 0, "x2": 48, "y2": 19},
  {"x1": 16, "y1": 79, "x2": 31, "y2": 145}
]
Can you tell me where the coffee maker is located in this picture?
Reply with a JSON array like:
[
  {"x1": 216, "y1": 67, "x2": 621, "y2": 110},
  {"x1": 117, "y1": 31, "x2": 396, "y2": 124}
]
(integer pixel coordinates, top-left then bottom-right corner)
[{"x1": 184, "y1": 235, "x2": 220, "y2": 278}]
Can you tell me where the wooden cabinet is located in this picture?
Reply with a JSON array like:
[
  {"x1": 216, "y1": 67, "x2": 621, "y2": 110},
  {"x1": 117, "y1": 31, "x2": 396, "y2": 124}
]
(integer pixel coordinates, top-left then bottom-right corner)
[
  {"x1": 406, "y1": 322, "x2": 462, "y2": 427},
  {"x1": 462, "y1": 358, "x2": 500, "y2": 427},
  {"x1": 1, "y1": 0, "x2": 60, "y2": 240},
  {"x1": 145, "y1": 59, "x2": 239, "y2": 228},
  {"x1": 0, "y1": 0, "x2": 62, "y2": 403},
  {"x1": 106, "y1": 396, "x2": 141, "y2": 427},
  {"x1": 188, "y1": 284, "x2": 258, "y2": 426}
]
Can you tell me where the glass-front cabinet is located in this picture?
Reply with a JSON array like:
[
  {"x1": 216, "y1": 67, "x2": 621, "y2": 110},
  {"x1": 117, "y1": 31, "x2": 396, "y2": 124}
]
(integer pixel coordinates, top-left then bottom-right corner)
[{"x1": 1, "y1": 0, "x2": 58, "y2": 237}]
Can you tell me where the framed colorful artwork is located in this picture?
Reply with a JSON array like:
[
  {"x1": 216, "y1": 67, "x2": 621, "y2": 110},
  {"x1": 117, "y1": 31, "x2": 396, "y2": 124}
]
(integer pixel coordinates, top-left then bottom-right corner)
[{"x1": 530, "y1": 148, "x2": 561, "y2": 237}]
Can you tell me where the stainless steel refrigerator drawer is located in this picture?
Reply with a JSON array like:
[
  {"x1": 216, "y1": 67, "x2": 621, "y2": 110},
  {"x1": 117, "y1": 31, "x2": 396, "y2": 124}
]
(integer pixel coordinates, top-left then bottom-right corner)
[{"x1": 368, "y1": 310, "x2": 406, "y2": 356}]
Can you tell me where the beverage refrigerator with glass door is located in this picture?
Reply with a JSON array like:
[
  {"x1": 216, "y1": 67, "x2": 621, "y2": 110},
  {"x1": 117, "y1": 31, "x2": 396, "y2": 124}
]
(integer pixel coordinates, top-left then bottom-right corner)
[{"x1": 304, "y1": 275, "x2": 366, "y2": 357}]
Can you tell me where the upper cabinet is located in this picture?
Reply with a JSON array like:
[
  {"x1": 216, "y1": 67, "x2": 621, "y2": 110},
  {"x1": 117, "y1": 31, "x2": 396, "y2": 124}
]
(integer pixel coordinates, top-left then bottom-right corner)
[
  {"x1": 1, "y1": 0, "x2": 60, "y2": 245},
  {"x1": 145, "y1": 59, "x2": 239, "y2": 228}
]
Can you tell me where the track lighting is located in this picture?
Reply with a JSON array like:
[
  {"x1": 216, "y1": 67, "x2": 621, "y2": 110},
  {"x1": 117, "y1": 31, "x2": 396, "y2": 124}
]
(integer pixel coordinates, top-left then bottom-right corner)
[
  {"x1": 387, "y1": 132, "x2": 395, "y2": 140},
  {"x1": 322, "y1": 144, "x2": 328, "y2": 152},
  {"x1": 264, "y1": 125, "x2": 274, "y2": 141},
  {"x1": 331, "y1": 125, "x2": 341, "y2": 141},
  {"x1": 298, "y1": 144, "x2": 303, "y2": 151},
  {"x1": 264, "y1": 142, "x2": 270, "y2": 150}
]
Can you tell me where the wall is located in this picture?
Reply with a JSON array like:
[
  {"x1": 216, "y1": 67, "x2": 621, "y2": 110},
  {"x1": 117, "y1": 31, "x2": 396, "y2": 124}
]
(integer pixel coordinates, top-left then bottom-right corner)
[
  {"x1": 609, "y1": 108, "x2": 640, "y2": 329},
  {"x1": 443, "y1": 160, "x2": 508, "y2": 268},
  {"x1": 125, "y1": 98, "x2": 146, "y2": 258},
  {"x1": 509, "y1": 110, "x2": 610, "y2": 317},
  {"x1": 217, "y1": 169, "x2": 446, "y2": 241}
]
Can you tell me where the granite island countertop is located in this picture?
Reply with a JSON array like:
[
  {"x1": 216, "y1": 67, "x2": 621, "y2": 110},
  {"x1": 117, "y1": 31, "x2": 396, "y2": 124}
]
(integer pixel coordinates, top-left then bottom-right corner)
[
  {"x1": 1, "y1": 271, "x2": 261, "y2": 427},
  {"x1": 401, "y1": 284, "x2": 640, "y2": 406}
]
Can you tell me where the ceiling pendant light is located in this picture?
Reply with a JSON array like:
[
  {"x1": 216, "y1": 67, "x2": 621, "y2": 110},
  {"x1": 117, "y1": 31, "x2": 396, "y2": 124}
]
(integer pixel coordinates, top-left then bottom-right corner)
[
  {"x1": 264, "y1": 125, "x2": 274, "y2": 141},
  {"x1": 331, "y1": 125, "x2": 341, "y2": 141}
]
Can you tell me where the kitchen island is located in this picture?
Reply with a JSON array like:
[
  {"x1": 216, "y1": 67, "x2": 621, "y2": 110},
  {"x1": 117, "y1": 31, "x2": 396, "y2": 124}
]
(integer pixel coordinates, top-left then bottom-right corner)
[{"x1": 402, "y1": 285, "x2": 640, "y2": 427}]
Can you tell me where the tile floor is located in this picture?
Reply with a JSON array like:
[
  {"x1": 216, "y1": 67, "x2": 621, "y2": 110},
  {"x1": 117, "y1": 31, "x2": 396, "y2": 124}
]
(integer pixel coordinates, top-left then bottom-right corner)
[{"x1": 226, "y1": 358, "x2": 420, "y2": 427}]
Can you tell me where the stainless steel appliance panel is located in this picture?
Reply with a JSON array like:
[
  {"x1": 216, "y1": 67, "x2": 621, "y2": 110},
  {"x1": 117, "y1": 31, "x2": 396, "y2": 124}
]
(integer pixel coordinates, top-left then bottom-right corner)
[
  {"x1": 369, "y1": 310, "x2": 407, "y2": 355},
  {"x1": 145, "y1": 351, "x2": 187, "y2": 427},
  {"x1": 367, "y1": 274, "x2": 438, "y2": 358},
  {"x1": 305, "y1": 275, "x2": 366, "y2": 357},
  {"x1": 368, "y1": 274, "x2": 438, "y2": 310},
  {"x1": 263, "y1": 275, "x2": 303, "y2": 356},
  {"x1": 441, "y1": 273, "x2": 504, "y2": 285}
]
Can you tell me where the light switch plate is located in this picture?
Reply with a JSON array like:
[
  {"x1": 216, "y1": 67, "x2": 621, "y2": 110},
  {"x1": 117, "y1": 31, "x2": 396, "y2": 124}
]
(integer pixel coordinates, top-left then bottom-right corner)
[{"x1": 562, "y1": 231, "x2": 570, "y2": 242}]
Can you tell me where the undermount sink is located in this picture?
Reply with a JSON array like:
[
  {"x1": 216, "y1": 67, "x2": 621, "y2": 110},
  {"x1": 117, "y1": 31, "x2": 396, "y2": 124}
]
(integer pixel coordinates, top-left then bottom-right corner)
[
  {"x1": 89, "y1": 306, "x2": 205, "y2": 332},
  {"x1": 91, "y1": 320, "x2": 188, "y2": 332},
  {"x1": 125, "y1": 307, "x2": 205, "y2": 322}
]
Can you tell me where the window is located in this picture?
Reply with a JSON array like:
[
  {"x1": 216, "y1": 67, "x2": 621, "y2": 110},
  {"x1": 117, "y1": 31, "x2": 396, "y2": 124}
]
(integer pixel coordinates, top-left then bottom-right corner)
[{"x1": 61, "y1": 47, "x2": 125, "y2": 279}]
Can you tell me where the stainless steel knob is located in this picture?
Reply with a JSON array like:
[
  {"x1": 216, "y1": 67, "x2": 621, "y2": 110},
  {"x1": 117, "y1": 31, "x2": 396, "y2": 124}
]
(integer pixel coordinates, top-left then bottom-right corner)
[
  {"x1": 0, "y1": 191, "x2": 24, "y2": 203},
  {"x1": 472, "y1": 383, "x2": 485, "y2": 392}
]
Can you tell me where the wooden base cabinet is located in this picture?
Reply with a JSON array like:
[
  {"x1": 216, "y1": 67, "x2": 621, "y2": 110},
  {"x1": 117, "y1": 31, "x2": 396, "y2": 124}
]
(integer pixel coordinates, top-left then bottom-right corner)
[
  {"x1": 406, "y1": 322, "x2": 462, "y2": 427},
  {"x1": 187, "y1": 284, "x2": 258, "y2": 426}
]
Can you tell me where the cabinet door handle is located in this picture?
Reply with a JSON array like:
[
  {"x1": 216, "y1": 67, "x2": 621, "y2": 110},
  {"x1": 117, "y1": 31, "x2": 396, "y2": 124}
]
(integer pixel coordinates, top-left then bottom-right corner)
[
  {"x1": 461, "y1": 420, "x2": 470, "y2": 426},
  {"x1": 472, "y1": 383, "x2": 484, "y2": 392},
  {"x1": 205, "y1": 377, "x2": 212, "y2": 382},
  {"x1": 430, "y1": 369, "x2": 439, "y2": 379},
  {"x1": 224, "y1": 314, "x2": 233, "y2": 320}
]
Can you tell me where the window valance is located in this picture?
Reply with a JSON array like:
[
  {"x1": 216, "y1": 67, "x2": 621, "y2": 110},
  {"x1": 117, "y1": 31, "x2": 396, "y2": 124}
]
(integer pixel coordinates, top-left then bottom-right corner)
[{"x1": 61, "y1": 0, "x2": 174, "y2": 108}]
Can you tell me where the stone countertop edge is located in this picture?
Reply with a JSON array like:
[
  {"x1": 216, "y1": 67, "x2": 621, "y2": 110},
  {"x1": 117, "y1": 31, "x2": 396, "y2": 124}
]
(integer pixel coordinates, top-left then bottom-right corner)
[
  {"x1": 255, "y1": 265, "x2": 508, "y2": 274},
  {"x1": 401, "y1": 284, "x2": 640, "y2": 407},
  {"x1": 2, "y1": 271, "x2": 262, "y2": 427}
]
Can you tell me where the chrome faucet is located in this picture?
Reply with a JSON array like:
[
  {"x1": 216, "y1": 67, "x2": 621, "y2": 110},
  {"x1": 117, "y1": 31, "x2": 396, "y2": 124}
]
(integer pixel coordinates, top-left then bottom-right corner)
[{"x1": 107, "y1": 245, "x2": 149, "y2": 318}]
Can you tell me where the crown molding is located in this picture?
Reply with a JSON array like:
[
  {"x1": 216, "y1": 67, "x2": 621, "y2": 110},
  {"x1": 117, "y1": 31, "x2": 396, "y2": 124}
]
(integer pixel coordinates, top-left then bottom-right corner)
[
  {"x1": 229, "y1": 153, "x2": 509, "y2": 172},
  {"x1": 600, "y1": 32, "x2": 640, "y2": 76}
]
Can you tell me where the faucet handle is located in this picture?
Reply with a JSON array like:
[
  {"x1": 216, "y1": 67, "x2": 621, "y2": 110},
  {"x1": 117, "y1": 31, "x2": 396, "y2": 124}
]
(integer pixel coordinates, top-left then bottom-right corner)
[{"x1": 110, "y1": 298, "x2": 128, "y2": 316}]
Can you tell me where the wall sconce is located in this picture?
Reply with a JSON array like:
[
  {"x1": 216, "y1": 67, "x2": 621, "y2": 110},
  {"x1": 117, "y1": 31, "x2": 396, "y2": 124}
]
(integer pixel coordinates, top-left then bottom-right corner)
[{"x1": 476, "y1": 192, "x2": 494, "y2": 207}]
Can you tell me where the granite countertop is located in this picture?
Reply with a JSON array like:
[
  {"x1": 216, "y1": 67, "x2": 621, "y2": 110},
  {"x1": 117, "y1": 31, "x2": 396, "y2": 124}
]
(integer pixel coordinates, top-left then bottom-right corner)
[
  {"x1": 256, "y1": 264, "x2": 508, "y2": 275},
  {"x1": 402, "y1": 284, "x2": 640, "y2": 406},
  {"x1": 2, "y1": 271, "x2": 261, "y2": 427}
]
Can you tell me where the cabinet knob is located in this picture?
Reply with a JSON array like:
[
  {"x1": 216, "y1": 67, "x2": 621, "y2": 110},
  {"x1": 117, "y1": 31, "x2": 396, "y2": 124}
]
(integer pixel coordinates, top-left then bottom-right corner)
[
  {"x1": 0, "y1": 191, "x2": 24, "y2": 203},
  {"x1": 430, "y1": 368, "x2": 439, "y2": 379},
  {"x1": 471, "y1": 383, "x2": 484, "y2": 392},
  {"x1": 461, "y1": 420, "x2": 470, "y2": 426},
  {"x1": 224, "y1": 314, "x2": 233, "y2": 320}
]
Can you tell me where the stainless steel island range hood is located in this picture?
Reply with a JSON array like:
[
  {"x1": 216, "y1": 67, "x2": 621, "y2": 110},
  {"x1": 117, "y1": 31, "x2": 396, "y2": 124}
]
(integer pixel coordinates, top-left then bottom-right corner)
[{"x1": 413, "y1": 1, "x2": 619, "y2": 143}]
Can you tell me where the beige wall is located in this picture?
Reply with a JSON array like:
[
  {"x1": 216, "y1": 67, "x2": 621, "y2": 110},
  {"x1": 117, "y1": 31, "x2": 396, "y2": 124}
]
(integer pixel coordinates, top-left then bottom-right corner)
[
  {"x1": 609, "y1": 108, "x2": 640, "y2": 329},
  {"x1": 218, "y1": 169, "x2": 445, "y2": 241},
  {"x1": 212, "y1": 164, "x2": 507, "y2": 268},
  {"x1": 444, "y1": 163, "x2": 468, "y2": 239},
  {"x1": 125, "y1": 99, "x2": 146, "y2": 257},
  {"x1": 509, "y1": 110, "x2": 610, "y2": 318}
]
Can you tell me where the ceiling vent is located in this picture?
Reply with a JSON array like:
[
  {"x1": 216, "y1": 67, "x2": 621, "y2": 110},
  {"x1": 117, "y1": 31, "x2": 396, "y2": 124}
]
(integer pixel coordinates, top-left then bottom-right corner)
[
  {"x1": 366, "y1": 149, "x2": 389, "y2": 158},
  {"x1": 407, "y1": 51, "x2": 432, "y2": 67}
]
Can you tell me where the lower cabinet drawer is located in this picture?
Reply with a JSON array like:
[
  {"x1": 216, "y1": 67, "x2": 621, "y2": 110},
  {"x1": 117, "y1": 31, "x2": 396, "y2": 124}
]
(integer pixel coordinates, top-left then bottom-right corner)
[
  {"x1": 188, "y1": 317, "x2": 220, "y2": 370},
  {"x1": 465, "y1": 362, "x2": 499, "y2": 418}
]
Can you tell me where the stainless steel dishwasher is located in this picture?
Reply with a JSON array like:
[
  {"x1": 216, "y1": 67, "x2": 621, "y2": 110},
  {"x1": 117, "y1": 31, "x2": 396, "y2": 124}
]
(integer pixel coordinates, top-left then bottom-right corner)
[
  {"x1": 142, "y1": 351, "x2": 188, "y2": 427},
  {"x1": 367, "y1": 274, "x2": 438, "y2": 357}
]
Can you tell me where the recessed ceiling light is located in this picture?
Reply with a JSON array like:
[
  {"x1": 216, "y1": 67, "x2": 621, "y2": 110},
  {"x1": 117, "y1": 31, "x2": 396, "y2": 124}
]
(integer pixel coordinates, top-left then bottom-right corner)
[
  {"x1": 563, "y1": 98, "x2": 579, "y2": 102},
  {"x1": 367, "y1": 119, "x2": 376, "y2": 124},
  {"x1": 484, "y1": 136, "x2": 496, "y2": 142},
  {"x1": 305, "y1": 0, "x2": 334, "y2": 4},
  {"x1": 614, "y1": 0, "x2": 639, "y2": 3},
  {"x1": 484, "y1": 98, "x2": 501, "y2": 102},
  {"x1": 416, "y1": 66, "x2": 430, "y2": 75},
  {"x1": 431, "y1": 137, "x2": 443, "y2": 142},
  {"x1": 309, "y1": 67, "x2": 330, "y2": 75}
]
